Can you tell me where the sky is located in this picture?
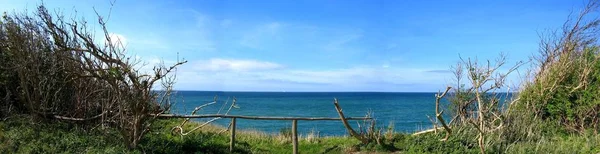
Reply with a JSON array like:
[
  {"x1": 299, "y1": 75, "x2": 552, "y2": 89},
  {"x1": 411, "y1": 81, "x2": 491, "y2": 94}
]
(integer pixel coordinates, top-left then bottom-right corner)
[{"x1": 0, "y1": 0, "x2": 588, "y2": 92}]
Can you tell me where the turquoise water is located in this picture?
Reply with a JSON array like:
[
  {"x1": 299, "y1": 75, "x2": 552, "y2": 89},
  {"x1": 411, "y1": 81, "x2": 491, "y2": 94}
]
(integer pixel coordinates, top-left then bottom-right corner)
[{"x1": 170, "y1": 91, "x2": 446, "y2": 136}]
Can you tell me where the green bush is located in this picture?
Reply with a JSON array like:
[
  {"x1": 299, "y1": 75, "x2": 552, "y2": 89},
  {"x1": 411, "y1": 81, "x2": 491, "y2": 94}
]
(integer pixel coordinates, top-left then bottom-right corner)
[{"x1": 518, "y1": 41, "x2": 600, "y2": 133}]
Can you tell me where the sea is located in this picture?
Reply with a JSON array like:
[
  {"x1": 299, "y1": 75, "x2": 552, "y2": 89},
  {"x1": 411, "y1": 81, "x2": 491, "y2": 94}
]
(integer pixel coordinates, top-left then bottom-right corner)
[{"x1": 169, "y1": 91, "x2": 453, "y2": 136}]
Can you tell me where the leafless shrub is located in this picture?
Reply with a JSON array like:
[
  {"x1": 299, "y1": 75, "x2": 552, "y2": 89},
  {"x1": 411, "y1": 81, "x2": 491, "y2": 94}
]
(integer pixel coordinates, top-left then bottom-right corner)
[
  {"x1": 0, "y1": 4, "x2": 186, "y2": 149},
  {"x1": 445, "y1": 54, "x2": 524, "y2": 153}
]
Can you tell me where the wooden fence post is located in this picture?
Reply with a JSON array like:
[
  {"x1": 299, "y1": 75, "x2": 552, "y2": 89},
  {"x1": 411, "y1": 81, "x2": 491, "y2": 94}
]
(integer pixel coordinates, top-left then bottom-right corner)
[
  {"x1": 230, "y1": 118, "x2": 236, "y2": 153},
  {"x1": 292, "y1": 120, "x2": 298, "y2": 154}
]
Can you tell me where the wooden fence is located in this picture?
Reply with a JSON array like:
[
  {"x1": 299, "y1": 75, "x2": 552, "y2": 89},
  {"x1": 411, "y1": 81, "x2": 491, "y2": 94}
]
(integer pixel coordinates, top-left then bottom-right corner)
[
  {"x1": 157, "y1": 114, "x2": 371, "y2": 154},
  {"x1": 157, "y1": 98, "x2": 371, "y2": 154}
]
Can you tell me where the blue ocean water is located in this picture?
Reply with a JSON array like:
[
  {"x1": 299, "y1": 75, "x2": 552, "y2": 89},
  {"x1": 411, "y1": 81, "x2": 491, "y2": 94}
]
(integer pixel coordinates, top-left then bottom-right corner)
[{"x1": 170, "y1": 91, "x2": 447, "y2": 136}]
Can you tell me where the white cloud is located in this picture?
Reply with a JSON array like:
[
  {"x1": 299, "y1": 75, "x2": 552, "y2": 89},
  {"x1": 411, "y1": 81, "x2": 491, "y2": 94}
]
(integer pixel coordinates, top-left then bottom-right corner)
[
  {"x1": 192, "y1": 58, "x2": 284, "y2": 72},
  {"x1": 264, "y1": 67, "x2": 439, "y2": 85},
  {"x1": 172, "y1": 62, "x2": 451, "y2": 91},
  {"x1": 107, "y1": 33, "x2": 128, "y2": 47}
]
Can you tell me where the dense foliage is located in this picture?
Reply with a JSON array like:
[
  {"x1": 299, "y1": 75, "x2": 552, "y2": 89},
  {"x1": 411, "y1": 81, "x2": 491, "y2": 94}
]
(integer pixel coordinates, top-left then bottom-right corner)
[{"x1": 520, "y1": 47, "x2": 600, "y2": 132}]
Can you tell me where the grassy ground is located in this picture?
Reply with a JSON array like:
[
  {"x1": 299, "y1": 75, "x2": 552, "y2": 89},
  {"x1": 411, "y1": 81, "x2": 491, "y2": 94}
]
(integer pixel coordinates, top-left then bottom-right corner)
[
  {"x1": 0, "y1": 116, "x2": 365, "y2": 153},
  {"x1": 0, "y1": 116, "x2": 127, "y2": 153},
  {"x1": 1, "y1": 116, "x2": 598, "y2": 153},
  {"x1": 142, "y1": 119, "x2": 363, "y2": 154}
]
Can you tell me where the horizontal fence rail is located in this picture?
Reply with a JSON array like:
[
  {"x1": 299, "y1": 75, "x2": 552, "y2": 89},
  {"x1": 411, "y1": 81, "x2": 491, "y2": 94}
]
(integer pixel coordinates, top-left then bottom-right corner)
[
  {"x1": 156, "y1": 114, "x2": 371, "y2": 154},
  {"x1": 156, "y1": 114, "x2": 372, "y2": 121}
]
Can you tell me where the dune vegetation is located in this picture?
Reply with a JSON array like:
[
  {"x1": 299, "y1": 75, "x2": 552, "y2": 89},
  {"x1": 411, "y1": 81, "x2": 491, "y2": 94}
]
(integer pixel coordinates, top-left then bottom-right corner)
[{"x1": 1, "y1": 1, "x2": 600, "y2": 154}]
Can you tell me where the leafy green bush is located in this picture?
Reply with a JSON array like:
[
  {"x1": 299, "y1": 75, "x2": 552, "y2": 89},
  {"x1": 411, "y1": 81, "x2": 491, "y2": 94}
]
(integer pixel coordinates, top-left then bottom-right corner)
[{"x1": 540, "y1": 48, "x2": 600, "y2": 127}]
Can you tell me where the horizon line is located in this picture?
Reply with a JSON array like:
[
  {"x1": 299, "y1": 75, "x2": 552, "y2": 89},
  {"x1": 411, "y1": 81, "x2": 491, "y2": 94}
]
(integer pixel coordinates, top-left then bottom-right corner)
[{"x1": 158, "y1": 90, "x2": 518, "y2": 93}]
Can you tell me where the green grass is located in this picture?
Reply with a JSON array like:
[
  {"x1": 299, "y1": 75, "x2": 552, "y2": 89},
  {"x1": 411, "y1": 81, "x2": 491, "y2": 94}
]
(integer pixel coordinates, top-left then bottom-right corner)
[
  {"x1": 141, "y1": 119, "x2": 362, "y2": 153},
  {"x1": 504, "y1": 133, "x2": 600, "y2": 154},
  {"x1": 0, "y1": 116, "x2": 363, "y2": 153},
  {"x1": 1, "y1": 116, "x2": 599, "y2": 153},
  {"x1": 0, "y1": 116, "x2": 129, "y2": 153}
]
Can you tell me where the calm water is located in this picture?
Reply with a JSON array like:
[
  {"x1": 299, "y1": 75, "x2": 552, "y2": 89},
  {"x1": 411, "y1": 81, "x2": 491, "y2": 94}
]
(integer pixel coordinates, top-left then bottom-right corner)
[{"x1": 170, "y1": 91, "x2": 447, "y2": 136}]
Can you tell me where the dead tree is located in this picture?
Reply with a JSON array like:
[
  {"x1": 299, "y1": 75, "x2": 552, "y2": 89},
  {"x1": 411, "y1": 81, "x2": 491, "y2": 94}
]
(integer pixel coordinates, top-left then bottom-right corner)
[
  {"x1": 435, "y1": 87, "x2": 452, "y2": 141},
  {"x1": 460, "y1": 54, "x2": 523, "y2": 154},
  {"x1": 333, "y1": 98, "x2": 369, "y2": 144}
]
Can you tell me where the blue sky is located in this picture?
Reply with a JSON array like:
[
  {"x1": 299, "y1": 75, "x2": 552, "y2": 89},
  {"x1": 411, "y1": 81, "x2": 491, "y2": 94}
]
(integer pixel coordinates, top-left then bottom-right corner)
[{"x1": 0, "y1": 0, "x2": 586, "y2": 92}]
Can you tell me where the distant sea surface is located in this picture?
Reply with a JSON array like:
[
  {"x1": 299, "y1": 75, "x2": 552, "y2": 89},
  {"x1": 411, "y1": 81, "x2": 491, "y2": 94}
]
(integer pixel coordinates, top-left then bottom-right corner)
[{"x1": 170, "y1": 91, "x2": 448, "y2": 136}]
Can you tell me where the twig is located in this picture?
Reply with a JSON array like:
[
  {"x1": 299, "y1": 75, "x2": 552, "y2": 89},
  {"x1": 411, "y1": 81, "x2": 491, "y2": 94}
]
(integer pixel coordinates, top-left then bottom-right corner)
[
  {"x1": 53, "y1": 111, "x2": 107, "y2": 121},
  {"x1": 173, "y1": 97, "x2": 238, "y2": 136}
]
